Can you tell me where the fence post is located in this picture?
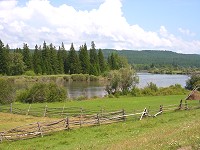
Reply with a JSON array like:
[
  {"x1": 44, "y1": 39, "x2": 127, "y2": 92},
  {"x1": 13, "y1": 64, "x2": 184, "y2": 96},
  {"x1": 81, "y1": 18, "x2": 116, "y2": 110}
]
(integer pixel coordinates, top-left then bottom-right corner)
[
  {"x1": 79, "y1": 108, "x2": 83, "y2": 127},
  {"x1": 65, "y1": 117, "x2": 70, "y2": 130},
  {"x1": 140, "y1": 108, "x2": 147, "y2": 120},
  {"x1": 26, "y1": 104, "x2": 31, "y2": 115},
  {"x1": 122, "y1": 109, "x2": 126, "y2": 121},
  {"x1": 10, "y1": 103, "x2": 12, "y2": 113},
  {"x1": 37, "y1": 122, "x2": 43, "y2": 137},
  {"x1": 96, "y1": 113, "x2": 100, "y2": 125},
  {"x1": 43, "y1": 105, "x2": 48, "y2": 117},
  {"x1": 61, "y1": 104, "x2": 65, "y2": 117},
  {"x1": 160, "y1": 105, "x2": 163, "y2": 113}
]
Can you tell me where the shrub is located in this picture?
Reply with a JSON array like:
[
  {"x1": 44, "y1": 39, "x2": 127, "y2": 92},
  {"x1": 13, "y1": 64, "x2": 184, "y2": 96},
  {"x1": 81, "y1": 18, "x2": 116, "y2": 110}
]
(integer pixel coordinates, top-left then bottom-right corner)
[
  {"x1": 24, "y1": 70, "x2": 36, "y2": 76},
  {"x1": 185, "y1": 74, "x2": 200, "y2": 91},
  {"x1": 89, "y1": 75, "x2": 99, "y2": 81},
  {"x1": 0, "y1": 78, "x2": 15, "y2": 104},
  {"x1": 16, "y1": 82, "x2": 67, "y2": 103},
  {"x1": 71, "y1": 74, "x2": 89, "y2": 81},
  {"x1": 63, "y1": 76, "x2": 71, "y2": 81}
]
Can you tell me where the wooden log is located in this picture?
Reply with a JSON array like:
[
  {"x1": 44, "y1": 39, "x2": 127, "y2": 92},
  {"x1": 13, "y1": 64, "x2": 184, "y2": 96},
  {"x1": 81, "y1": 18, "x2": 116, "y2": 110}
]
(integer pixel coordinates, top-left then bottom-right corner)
[
  {"x1": 37, "y1": 122, "x2": 43, "y2": 137},
  {"x1": 96, "y1": 114, "x2": 100, "y2": 125},
  {"x1": 65, "y1": 117, "x2": 70, "y2": 130},
  {"x1": 140, "y1": 108, "x2": 147, "y2": 120},
  {"x1": 122, "y1": 109, "x2": 126, "y2": 121},
  {"x1": 0, "y1": 133, "x2": 3, "y2": 142}
]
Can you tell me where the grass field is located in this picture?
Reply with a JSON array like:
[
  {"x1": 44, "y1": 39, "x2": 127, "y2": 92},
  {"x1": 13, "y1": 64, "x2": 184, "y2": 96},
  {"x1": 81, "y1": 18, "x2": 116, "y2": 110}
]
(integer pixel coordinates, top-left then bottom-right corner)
[{"x1": 0, "y1": 95, "x2": 200, "y2": 150}]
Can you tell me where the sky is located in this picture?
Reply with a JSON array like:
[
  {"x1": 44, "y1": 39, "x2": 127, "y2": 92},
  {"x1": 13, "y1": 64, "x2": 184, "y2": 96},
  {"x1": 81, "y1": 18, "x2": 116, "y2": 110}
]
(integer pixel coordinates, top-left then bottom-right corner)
[{"x1": 0, "y1": 0, "x2": 200, "y2": 54}]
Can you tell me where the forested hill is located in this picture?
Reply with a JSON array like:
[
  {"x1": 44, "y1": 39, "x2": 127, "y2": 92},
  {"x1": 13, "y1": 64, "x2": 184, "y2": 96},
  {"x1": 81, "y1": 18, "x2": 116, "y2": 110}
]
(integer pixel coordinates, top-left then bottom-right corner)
[{"x1": 102, "y1": 49, "x2": 200, "y2": 67}]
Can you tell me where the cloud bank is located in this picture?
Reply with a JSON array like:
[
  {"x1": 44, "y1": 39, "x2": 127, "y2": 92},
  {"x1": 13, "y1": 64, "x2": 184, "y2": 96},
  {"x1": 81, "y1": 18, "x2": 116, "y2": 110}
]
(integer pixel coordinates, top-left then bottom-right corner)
[{"x1": 0, "y1": 0, "x2": 199, "y2": 54}]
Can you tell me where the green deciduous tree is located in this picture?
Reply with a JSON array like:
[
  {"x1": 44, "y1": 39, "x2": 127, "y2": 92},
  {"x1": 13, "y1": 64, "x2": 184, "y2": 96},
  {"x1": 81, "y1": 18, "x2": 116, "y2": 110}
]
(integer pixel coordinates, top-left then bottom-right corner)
[
  {"x1": 9, "y1": 52, "x2": 26, "y2": 75},
  {"x1": 106, "y1": 66, "x2": 138, "y2": 95}
]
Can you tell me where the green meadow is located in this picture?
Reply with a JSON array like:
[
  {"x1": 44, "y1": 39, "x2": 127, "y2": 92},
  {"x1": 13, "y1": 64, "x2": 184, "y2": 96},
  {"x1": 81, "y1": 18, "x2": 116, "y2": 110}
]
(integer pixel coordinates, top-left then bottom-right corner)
[{"x1": 0, "y1": 95, "x2": 200, "y2": 150}]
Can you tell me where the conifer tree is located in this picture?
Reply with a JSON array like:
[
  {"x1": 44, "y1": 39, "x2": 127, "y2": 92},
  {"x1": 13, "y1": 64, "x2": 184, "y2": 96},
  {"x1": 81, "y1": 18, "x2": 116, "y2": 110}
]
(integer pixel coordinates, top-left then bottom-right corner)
[
  {"x1": 33, "y1": 45, "x2": 42, "y2": 74},
  {"x1": 79, "y1": 43, "x2": 90, "y2": 74},
  {"x1": 0, "y1": 40, "x2": 10, "y2": 75},
  {"x1": 98, "y1": 49, "x2": 106, "y2": 73},
  {"x1": 68, "y1": 43, "x2": 81, "y2": 74},
  {"x1": 49, "y1": 43, "x2": 59, "y2": 74},
  {"x1": 22, "y1": 43, "x2": 32, "y2": 71},
  {"x1": 41, "y1": 41, "x2": 51, "y2": 74},
  {"x1": 89, "y1": 41, "x2": 100, "y2": 75}
]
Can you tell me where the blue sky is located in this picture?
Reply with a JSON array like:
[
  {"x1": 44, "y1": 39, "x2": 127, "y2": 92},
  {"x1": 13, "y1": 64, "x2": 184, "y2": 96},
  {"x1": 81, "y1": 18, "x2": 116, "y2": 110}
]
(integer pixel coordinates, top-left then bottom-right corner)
[{"x1": 0, "y1": 0, "x2": 200, "y2": 54}]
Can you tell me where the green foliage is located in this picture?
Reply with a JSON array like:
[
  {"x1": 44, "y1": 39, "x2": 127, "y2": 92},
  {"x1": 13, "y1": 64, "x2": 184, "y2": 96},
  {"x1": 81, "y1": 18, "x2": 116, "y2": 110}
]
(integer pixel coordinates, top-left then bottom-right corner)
[
  {"x1": 22, "y1": 43, "x2": 32, "y2": 71},
  {"x1": 68, "y1": 43, "x2": 81, "y2": 74},
  {"x1": 131, "y1": 84, "x2": 187, "y2": 97},
  {"x1": 9, "y1": 52, "x2": 26, "y2": 75},
  {"x1": 0, "y1": 78, "x2": 15, "y2": 104},
  {"x1": 185, "y1": 74, "x2": 200, "y2": 90},
  {"x1": 103, "y1": 49, "x2": 200, "y2": 68},
  {"x1": 24, "y1": 70, "x2": 36, "y2": 76},
  {"x1": 79, "y1": 43, "x2": 90, "y2": 74},
  {"x1": 89, "y1": 75, "x2": 99, "y2": 81},
  {"x1": 106, "y1": 67, "x2": 138, "y2": 95},
  {"x1": 0, "y1": 40, "x2": 10, "y2": 75},
  {"x1": 33, "y1": 45, "x2": 42, "y2": 74},
  {"x1": 16, "y1": 83, "x2": 67, "y2": 103},
  {"x1": 71, "y1": 74, "x2": 89, "y2": 81}
]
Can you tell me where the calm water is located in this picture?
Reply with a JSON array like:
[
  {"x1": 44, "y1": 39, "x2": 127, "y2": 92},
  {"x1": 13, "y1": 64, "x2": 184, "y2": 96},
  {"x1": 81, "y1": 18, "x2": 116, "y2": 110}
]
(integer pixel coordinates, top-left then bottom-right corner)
[{"x1": 66, "y1": 73, "x2": 190, "y2": 98}]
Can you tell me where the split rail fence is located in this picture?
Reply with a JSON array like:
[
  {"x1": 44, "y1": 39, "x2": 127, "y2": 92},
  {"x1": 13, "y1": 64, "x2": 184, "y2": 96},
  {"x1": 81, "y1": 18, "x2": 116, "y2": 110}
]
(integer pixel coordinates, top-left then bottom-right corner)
[{"x1": 0, "y1": 102, "x2": 200, "y2": 142}]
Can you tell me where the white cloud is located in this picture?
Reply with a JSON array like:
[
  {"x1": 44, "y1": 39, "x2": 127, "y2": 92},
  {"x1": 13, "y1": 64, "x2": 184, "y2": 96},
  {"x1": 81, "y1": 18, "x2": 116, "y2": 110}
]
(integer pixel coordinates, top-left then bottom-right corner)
[
  {"x1": 178, "y1": 28, "x2": 196, "y2": 36},
  {"x1": 0, "y1": 0, "x2": 199, "y2": 54}
]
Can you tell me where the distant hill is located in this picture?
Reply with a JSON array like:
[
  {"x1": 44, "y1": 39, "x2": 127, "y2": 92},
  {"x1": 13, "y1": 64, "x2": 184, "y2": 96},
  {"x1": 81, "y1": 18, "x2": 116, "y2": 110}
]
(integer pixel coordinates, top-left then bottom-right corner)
[{"x1": 102, "y1": 49, "x2": 200, "y2": 67}]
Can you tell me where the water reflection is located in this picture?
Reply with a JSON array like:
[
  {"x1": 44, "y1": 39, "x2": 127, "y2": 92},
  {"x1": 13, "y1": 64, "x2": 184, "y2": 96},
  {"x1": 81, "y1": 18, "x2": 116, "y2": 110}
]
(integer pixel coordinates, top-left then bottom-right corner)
[{"x1": 64, "y1": 81, "x2": 107, "y2": 99}]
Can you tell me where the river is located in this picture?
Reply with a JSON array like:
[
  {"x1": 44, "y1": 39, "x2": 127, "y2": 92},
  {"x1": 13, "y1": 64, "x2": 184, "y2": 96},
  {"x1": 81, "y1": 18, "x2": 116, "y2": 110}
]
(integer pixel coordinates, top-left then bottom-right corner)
[{"x1": 66, "y1": 73, "x2": 190, "y2": 98}]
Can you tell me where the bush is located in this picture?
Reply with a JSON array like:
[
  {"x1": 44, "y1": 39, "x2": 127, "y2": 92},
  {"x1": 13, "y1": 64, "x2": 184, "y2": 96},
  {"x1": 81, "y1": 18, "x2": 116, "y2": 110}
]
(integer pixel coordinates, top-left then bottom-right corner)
[
  {"x1": 89, "y1": 75, "x2": 99, "y2": 81},
  {"x1": 24, "y1": 70, "x2": 36, "y2": 76},
  {"x1": 186, "y1": 74, "x2": 200, "y2": 91},
  {"x1": 0, "y1": 78, "x2": 15, "y2": 104},
  {"x1": 71, "y1": 74, "x2": 89, "y2": 81},
  {"x1": 16, "y1": 82, "x2": 67, "y2": 103}
]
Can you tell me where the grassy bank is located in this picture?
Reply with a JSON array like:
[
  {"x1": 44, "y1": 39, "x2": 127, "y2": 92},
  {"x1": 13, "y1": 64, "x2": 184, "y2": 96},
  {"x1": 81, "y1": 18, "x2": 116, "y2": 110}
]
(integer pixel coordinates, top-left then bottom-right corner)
[
  {"x1": 1, "y1": 95, "x2": 200, "y2": 149},
  {"x1": 1, "y1": 95, "x2": 187, "y2": 115},
  {"x1": 0, "y1": 107, "x2": 200, "y2": 149}
]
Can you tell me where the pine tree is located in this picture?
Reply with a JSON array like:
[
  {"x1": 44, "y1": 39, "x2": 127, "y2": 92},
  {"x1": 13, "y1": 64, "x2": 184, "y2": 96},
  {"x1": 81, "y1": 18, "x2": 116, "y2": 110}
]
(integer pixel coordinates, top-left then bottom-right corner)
[
  {"x1": 49, "y1": 43, "x2": 59, "y2": 74},
  {"x1": 89, "y1": 41, "x2": 100, "y2": 75},
  {"x1": 33, "y1": 45, "x2": 42, "y2": 74},
  {"x1": 57, "y1": 46, "x2": 64, "y2": 74},
  {"x1": 41, "y1": 41, "x2": 51, "y2": 74},
  {"x1": 22, "y1": 43, "x2": 32, "y2": 71},
  {"x1": 79, "y1": 43, "x2": 90, "y2": 74},
  {"x1": 68, "y1": 43, "x2": 81, "y2": 74},
  {"x1": 98, "y1": 49, "x2": 106, "y2": 73},
  {"x1": 0, "y1": 40, "x2": 10, "y2": 75}
]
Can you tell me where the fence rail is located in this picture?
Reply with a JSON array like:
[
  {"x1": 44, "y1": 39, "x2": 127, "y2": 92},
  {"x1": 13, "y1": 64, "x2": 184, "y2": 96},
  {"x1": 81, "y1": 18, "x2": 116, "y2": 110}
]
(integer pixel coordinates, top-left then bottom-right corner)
[{"x1": 0, "y1": 102, "x2": 200, "y2": 142}]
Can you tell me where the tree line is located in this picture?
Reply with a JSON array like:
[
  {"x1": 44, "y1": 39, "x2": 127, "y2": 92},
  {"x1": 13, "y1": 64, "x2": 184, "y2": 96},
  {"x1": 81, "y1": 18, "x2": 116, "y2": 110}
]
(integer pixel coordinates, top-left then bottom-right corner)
[{"x1": 0, "y1": 40, "x2": 128, "y2": 76}]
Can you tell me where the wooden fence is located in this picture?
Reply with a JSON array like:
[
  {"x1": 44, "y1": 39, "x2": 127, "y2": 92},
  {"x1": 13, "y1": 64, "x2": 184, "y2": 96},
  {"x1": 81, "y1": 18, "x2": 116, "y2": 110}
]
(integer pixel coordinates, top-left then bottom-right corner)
[{"x1": 0, "y1": 102, "x2": 200, "y2": 142}]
